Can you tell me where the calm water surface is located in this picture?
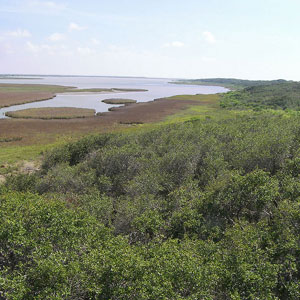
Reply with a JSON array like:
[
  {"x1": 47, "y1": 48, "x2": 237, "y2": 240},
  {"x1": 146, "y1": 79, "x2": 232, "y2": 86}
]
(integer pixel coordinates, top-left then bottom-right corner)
[{"x1": 0, "y1": 76, "x2": 228, "y2": 118}]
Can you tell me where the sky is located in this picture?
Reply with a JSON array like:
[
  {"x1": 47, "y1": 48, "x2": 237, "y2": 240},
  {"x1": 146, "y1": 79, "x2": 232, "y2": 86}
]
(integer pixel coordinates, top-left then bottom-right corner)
[{"x1": 1, "y1": 0, "x2": 300, "y2": 79}]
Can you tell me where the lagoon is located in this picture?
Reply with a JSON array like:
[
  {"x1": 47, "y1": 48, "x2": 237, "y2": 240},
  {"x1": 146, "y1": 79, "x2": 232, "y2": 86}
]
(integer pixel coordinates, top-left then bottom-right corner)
[{"x1": 0, "y1": 76, "x2": 228, "y2": 118}]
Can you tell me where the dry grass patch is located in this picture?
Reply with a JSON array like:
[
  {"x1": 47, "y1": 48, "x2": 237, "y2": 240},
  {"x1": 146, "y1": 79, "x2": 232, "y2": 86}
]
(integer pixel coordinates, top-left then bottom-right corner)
[{"x1": 5, "y1": 107, "x2": 96, "y2": 119}]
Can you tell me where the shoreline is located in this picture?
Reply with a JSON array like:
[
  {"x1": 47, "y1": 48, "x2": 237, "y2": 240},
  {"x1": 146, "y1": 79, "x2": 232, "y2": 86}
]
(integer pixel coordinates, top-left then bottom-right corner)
[
  {"x1": 0, "y1": 83, "x2": 148, "y2": 116},
  {"x1": 61, "y1": 91, "x2": 141, "y2": 95},
  {"x1": 0, "y1": 94, "x2": 216, "y2": 144}
]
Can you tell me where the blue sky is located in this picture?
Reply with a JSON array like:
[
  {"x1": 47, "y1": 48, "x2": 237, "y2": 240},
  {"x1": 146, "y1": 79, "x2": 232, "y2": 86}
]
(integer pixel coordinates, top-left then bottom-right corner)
[{"x1": 1, "y1": 0, "x2": 300, "y2": 79}]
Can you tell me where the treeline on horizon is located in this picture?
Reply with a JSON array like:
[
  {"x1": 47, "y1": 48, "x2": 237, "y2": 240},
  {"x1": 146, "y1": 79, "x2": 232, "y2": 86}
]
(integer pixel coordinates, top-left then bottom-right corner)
[
  {"x1": 2, "y1": 80, "x2": 300, "y2": 299},
  {"x1": 173, "y1": 77, "x2": 293, "y2": 89}
]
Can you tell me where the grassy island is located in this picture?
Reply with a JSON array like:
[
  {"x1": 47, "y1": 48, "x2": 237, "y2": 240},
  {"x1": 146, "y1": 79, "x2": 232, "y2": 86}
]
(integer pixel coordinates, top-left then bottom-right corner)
[
  {"x1": 5, "y1": 107, "x2": 95, "y2": 119},
  {"x1": 102, "y1": 98, "x2": 137, "y2": 104}
]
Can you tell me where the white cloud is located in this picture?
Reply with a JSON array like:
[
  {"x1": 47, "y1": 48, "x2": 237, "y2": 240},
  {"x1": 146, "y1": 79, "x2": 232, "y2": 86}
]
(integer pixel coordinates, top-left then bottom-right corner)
[
  {"x1": 26, "y1": 41, "x2": 70, "y2": 55},
  {"x1": 202, "y1": 31, "x2": 216, "y2": 44},
  {"x1": 69, "y1": 22, "x2": 87, "y2": 31},
  {"x1": 48, "y1": 32, "x2": 65, "y2": 42},
  {"x1": 91, "y1": 38, "x2": 100, "y2": 45},
  {"x1": 7, "y1": 29, "x2": 31, "y2": 38},
  {"x1": 77, "y1": 47, "x2": 95, "y2": 55},
  {"x1": 163, "y1": 41, "x2": 185, "y2": 48}
]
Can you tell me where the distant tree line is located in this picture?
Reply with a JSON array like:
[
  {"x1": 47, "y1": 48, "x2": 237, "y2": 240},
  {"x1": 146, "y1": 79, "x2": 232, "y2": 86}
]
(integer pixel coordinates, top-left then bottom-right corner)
[{"x1": 172, "y1": 77, "x2": 291, "y2": 89}]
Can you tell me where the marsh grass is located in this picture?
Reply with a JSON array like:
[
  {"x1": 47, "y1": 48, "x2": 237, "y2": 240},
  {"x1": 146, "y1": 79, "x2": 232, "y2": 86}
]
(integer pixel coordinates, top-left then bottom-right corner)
[
  {"x1": 5, "y1": 107, "x2": 96, "y2": 119},
  {"x1": 0, "y1": 83, "x2": 75, "y2": 93},
  {"x1": 0, "y1": 84, "x2": 147, "y2": 108},
  {"x1": 0, "y1": 93, "x2": 222, "y2": 164},
  {"x1": 102, "y1": 98, "x2": 137, "y2": 104}
]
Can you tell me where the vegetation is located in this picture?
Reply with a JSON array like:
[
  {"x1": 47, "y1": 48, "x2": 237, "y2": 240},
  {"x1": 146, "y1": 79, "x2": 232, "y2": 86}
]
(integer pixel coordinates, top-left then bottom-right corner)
[
  {"x1": 5, "y1": 107, "x2": 96, "y2": 119},
  {"x1": 0, "y1": 136, "x2": 22, "y2": 143},
  {"x1": 0, "y1": 93, "x2": 210, "y2": 164},
  {"x1": 0, "y1": 83, "x2": 75, "y2": 93},
  {"x1": 0, "y1": 83, "x2": 147, "y2": 108},
  {"x1": 172, "y1": 78, "x2": 292, "y2": 89},
  {"x1": 102, "y1": 98, "x2": 137, "y2": 104},
  {"x1": 0, "y1": 76, "x2": 43, "y2": 79},
  {"x1": 221, "y1": 81, "x2": 300, "y2": 110},
  {"x1": 0, "y1": 83, "x2": 147, "y2": 94},
  {"x1": 66, "y1": 88, "x2": 147, "y2": 93},
  {"x1": 1, "y1": 107, "x2": 300, "y2": 298},
  {"x1": 108, "y1": 106, "x2": 119, "y2": 111},
  {"x1": 3, "y1": 81, "x2": 300, "y2": 298},
  {"x1": 0, "y1": 92, "x2": 56, "y2": 108}
]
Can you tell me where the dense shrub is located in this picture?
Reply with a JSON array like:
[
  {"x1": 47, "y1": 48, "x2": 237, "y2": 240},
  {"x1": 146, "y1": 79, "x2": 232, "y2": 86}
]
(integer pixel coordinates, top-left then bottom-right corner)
[
  {"x1": 4, "y1": 110, "x2": 300, "y2": 298},
  {"x1": 221, "y1": 82, "x2": 300, "y2": 110}
]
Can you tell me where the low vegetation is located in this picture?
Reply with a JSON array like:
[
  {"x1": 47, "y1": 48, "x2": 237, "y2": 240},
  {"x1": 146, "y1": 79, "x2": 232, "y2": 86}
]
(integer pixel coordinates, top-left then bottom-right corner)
[
  {"x1": 0, "y1": 94, "x2": 207, "y2": 165},
  {"x1": 5, "y1": 107, "x2": 96, "y2": 119},
  {"x1": 66, "y1": 88, "x2": 147, "y2": 93},
  {"x1": 221, "y1": 81, "x2": 300, "y2": 110},
  {"x1": 102, "y1": 98, "x2": 137, "y2": 104},
  {"x1": 108, "y1": 106, "x2": 119, "y2": 111},
  {"x1": 2, "y1": 81, "x2": 300, "y2": 298},
  {"x1": 0, "y1": 83, "x2": 147, "y2": 94},
  {"x1": 2, "y1": 107, "x2": 300, "y2": 298},
  {"x1": 0, "y1": 83, "x2": 147, "y2": 107},
  {"x1": 0, "y1": 76, "x2": 42, "y2": 79},
  {"x1": 0, "y1": 136, "x2": 22, "y2": 143},
  {"x1": 0, "y1": 91, "x2": 56, "y2": 108},
  {"x1": 0, "y1": 83, "x2": 75, "y2": 93},
  {"x1": 172, "y1": 77, "x2": 292, "y2": 89}
]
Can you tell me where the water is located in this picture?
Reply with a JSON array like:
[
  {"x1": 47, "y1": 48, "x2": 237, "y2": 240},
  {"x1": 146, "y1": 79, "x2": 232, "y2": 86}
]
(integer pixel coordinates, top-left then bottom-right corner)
[{"x1": 0, "y1": 76, "x2": 228, "y2": 118}]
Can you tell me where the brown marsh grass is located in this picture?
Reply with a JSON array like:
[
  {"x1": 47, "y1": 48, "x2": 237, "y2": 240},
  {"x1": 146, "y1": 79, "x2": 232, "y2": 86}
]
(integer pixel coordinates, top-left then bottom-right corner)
[{"x1": 5, "y1": 107, "x2": 96, "y2": 119}]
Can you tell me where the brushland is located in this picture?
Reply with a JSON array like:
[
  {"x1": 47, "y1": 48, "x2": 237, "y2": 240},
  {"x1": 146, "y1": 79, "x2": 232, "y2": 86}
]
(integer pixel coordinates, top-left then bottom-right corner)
[
  {"x1": 2, "y1": 81, "x2": 300, "y2": 299},
  {"x1": 171, "y1": 77, "x2": 293, "y2": 89},
  {"x1": 220, "y1": 81, "x2": 300, "y2": 110},
  {"x1": 5, "y1": 107, "x2": 96, "y2": 119}
]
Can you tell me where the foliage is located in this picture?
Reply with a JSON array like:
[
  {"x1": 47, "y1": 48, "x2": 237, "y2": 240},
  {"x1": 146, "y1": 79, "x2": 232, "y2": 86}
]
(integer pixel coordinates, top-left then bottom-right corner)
[
  {"x1": 171, "y1": 78, "x2": 290, "y2": 89},
  {"x1": 221, "y1": 81, "x2": 300, "y2": 110},
  {"x1": 3, "y1": 104, "x2": 300, "y2": 298}
]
